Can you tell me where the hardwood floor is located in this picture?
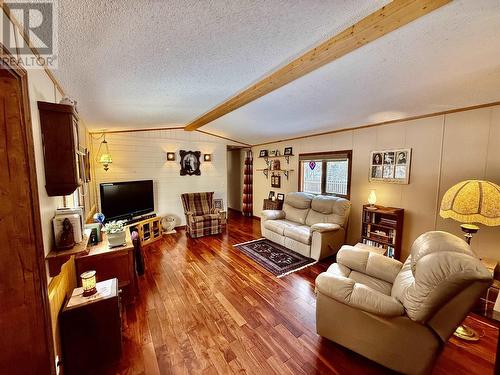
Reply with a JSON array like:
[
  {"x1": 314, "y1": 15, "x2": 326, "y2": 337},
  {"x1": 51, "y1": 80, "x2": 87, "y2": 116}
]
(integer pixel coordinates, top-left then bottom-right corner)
[{"x1": 108, "y1": 211, "x2": 497, "y2": 374}]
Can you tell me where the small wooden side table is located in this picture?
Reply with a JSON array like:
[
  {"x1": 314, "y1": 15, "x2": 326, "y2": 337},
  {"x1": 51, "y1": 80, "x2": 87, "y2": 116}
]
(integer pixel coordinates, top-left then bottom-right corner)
[
  {"x1": 60, "y1": 278, "x2": 121, "y2": 374},
  {"x1": 263, "y1": 199, "x2": 283, "y2": 210}
]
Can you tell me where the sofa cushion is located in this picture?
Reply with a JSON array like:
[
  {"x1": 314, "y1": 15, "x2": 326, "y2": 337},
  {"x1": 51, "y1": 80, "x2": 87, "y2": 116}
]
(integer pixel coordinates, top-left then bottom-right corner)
[
  {"x1": 284, "y1": 225, "x2": 311, "y2": 245},
  {"x1": 306, "y1": 197, "x2": 351, "y2": 227},
  {"x1": 283, "y1": 203, "x2": 309, "y2": 224},
  {"x1": 192, "y1": 213, "x2": 220, "y2": 223},
  {"x1": 285, "y1": 192, "x2": 314, "y2": 209},
  {"x1": 349, "y1": 271, "x2": 393, "y2": 296},
  {"x1": 263, "y1": 219, "x2": 301, "y2": 236}
]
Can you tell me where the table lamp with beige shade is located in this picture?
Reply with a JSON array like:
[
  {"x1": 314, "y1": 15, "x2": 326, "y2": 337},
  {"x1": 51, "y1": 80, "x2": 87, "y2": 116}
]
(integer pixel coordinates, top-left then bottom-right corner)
[{"x1": 439, "y1": 179, "x2": 500, "y2": 341}]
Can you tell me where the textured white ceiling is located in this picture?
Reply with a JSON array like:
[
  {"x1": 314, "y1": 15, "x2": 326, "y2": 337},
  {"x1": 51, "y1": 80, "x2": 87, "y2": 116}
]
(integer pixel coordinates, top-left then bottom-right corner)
[
  {"x1": 204, "y1": 0, "x2": 500, "y2": 144},
  {"x1": 55, "y1": 0, "x2": 388, "y2": 131}
]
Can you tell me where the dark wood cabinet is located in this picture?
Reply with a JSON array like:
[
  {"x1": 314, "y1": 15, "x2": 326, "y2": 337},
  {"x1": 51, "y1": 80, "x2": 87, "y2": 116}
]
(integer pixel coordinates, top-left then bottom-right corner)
[
  {"x1": 60, "y1": 278, "x2": 121, "y2": 375},
  {"x1": 38, "y1": 101, "x2": 82, "y2": 196}
]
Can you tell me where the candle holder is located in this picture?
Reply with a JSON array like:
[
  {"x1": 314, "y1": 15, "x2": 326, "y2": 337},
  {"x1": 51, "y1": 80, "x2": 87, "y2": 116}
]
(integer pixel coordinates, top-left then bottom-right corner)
[{"x1": 80, "y1": 270, "x2": 97, "y2": 297}]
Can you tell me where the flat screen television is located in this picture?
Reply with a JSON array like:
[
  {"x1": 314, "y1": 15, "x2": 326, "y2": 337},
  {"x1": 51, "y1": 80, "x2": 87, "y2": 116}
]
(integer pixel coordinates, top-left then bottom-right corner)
[{"x1": 100, "y1": 180, "x2": 154, "y2": 222}]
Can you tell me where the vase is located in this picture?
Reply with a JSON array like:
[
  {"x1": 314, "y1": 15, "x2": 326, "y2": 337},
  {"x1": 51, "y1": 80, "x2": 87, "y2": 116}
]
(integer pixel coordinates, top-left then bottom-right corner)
[{"x1": 107, "y1": 230, "x2": 126, "y2": 247}]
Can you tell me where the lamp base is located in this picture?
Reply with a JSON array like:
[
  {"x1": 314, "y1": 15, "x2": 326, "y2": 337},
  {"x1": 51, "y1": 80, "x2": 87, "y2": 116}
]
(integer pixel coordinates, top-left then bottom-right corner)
[
  {"x1": 453, "y1": 324, "x2": 480, "y2": 341},
  {"x1": 366, "y1": 205, "x2": 378, "y2": 211},
  {"x1": 460, "y1": 224, "x2": 479, "y2": 245}
]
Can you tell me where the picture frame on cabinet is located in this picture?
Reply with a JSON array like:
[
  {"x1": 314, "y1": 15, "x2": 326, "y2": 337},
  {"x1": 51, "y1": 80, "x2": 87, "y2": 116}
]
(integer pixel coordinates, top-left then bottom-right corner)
[{"x1": 277, "y1": 193, "x2": 285, "y2": 201}]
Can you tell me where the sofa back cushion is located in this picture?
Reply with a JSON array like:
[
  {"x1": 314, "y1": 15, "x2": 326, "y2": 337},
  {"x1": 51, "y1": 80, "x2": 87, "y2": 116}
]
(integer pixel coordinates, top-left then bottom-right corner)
[
  {"x1": 181, "y1": 192, "x2": 214, "y2": 216},
  {"x1": 283, "y1": 192, "x2": 313, "y2": 224},
  {"x1": 305, "y1": 195, "x2": 351, "y2": 227},
  {"x1": 392, "y1": 231, "x2": 492, "y2": 323}
]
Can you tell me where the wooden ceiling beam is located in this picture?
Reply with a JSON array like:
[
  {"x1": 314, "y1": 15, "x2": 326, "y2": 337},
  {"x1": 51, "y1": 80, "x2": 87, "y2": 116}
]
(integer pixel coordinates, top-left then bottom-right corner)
[{"x1": 184, "y1": 0, "x2": 451, "y2": 131}]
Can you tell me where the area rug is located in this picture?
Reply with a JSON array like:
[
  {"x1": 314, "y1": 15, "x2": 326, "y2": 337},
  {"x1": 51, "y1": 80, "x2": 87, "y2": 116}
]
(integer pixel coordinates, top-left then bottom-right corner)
[{"x1": 233, "y1": 238, "x2": 316, "y2": 277}]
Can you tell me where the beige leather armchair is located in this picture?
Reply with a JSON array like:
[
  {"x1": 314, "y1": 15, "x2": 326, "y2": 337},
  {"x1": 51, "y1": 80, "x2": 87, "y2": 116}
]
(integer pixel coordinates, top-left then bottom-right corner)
[{"x1": 316, "y1": 231, "x2": 492, "y2": 374}]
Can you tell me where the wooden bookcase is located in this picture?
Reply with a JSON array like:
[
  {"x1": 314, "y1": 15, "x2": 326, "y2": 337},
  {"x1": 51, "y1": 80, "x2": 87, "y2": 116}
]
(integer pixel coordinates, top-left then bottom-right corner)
[{"x1": 361, "y1": 204, "x2": 404, "y2": 260}]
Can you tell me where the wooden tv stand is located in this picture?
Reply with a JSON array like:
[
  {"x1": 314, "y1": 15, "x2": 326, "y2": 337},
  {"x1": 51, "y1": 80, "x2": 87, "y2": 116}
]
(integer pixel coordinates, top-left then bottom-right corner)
[{"x1": 128, "y1": 216, "x2": 162, "y2": 247}]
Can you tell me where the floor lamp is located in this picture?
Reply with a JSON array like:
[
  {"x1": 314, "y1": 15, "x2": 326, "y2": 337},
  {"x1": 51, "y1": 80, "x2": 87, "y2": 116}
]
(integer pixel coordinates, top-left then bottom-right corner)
[{"x1": 440, "y1": 179, "x2": 500, "y2": 340}]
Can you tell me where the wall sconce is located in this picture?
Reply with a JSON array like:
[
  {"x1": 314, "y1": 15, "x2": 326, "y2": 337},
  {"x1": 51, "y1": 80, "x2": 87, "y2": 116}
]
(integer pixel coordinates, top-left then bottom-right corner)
[
  {"x1": 80, "y1": 270, "x2": 97, "y2": 297},
  {"x1": 97, "y1": 134, "x2": 112, "y2": 171},
  {"x1": 204, "y1": 154, "x2": 212, "y2": 162},
  {"x1": 367, "y1": 189, "x2": 377, "y2": 210},
  {"x1": 166, "y1": 152, "x2": 176, "y2": 161}
]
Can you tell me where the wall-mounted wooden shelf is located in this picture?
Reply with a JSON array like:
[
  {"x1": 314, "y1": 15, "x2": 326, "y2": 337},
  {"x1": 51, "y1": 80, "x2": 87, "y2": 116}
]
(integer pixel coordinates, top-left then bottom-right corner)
[
  {"x1": 259, "y1": 154, "x2": 294, "y2": 165},
  {"x1": 256, "y1": 169, "x2": 294, "y2": 180},
  {"x1": 46, "y1": 229, "x2": 92, "y2": 277}
]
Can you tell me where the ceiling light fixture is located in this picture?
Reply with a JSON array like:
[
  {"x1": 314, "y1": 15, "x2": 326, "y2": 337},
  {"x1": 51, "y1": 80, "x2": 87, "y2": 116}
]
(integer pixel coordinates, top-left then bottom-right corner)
[{"x1": 97, "y1": 134, "x2": 112, "y2": 171}]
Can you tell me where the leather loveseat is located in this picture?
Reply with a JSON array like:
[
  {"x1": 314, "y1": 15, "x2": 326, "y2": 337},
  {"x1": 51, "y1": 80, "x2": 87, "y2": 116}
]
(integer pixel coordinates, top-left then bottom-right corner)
[{"x1": 261, "y1": 192, "x2": 351, "y2": 260}]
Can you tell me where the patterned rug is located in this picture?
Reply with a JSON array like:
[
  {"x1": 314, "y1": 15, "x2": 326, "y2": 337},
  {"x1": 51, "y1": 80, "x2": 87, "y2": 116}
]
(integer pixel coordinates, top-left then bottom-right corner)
[{"x1": 233, "y1": 238, "x2": 316, "y2": 277}]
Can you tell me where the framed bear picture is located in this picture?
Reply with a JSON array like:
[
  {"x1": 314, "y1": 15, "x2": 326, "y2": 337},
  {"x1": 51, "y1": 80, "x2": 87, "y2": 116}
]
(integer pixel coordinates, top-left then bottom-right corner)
[{"x1": 180, "y1": 150, "x2": 201, "y2": 176}]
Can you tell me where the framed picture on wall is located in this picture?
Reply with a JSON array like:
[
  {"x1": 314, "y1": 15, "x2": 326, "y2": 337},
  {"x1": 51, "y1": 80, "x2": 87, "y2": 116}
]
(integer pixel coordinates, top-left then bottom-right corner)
[
  {"x1": 369, "y1": 148, "x2": 411, "y2": 184},
  {"x1": 259, "y1": 150, "x2": 268, "y2": 158},
  {"x1": 180, "y1": 150, "x2": 201, "y2": 176},
  {"x1": 214, "y1": 199, "x2": 224, "y2": 210},
  {"x1": 284, "y1": 147, "x2": 293, "y2": 156}
]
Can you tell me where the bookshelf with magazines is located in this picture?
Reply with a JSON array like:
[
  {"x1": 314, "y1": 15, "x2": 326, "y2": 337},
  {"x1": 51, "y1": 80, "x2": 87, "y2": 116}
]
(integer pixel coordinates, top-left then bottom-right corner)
[{"x1": 361, "y1": 204, "x2": 404, "y2": 260}]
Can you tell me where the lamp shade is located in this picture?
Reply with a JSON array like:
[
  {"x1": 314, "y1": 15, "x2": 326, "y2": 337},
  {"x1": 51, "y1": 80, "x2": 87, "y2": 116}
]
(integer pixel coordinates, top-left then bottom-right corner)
[
  {"x1": 440, "y1": 180, "x2": 500, "y2": 226},
  {"x1": 368, "y1": 190, "x2": 377, "y2": 205}
]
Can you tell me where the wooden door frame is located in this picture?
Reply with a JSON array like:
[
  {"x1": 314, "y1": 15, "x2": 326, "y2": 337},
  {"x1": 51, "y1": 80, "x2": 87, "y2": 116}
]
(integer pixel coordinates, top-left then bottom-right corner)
[{"x1": 1, "y1": 44, "x2": 55, "y2": 373}]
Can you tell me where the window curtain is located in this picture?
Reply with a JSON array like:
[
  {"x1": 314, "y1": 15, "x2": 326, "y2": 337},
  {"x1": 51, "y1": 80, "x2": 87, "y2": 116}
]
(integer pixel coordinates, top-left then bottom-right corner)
[{"x1": 242, "y1": 150, "x2": 253, "y2": 217}]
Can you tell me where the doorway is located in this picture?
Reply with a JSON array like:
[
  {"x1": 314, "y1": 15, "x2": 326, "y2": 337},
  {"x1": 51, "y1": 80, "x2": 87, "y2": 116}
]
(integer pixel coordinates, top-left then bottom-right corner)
[
  {"x1": 0, "y1": 47, "x2": 54, "y2": 373},
  {"x1": 226, "y1": 146, "x2": 246, "y2": 212}
]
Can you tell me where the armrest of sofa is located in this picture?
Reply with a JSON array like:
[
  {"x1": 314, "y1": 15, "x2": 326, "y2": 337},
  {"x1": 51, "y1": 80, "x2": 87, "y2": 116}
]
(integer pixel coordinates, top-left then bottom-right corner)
[
  {"x1": 261, "y1": 210, "x2": 285, "y2": 221},
  {"x1": 336, "y1": 246, "x2": 403, "y2": 284},
  {"x1": 310, "y1": 223, "x2": 341, "y2": 233},
  {"x1": 316, "y1": 272, "x2": 404, "y2": 317}
]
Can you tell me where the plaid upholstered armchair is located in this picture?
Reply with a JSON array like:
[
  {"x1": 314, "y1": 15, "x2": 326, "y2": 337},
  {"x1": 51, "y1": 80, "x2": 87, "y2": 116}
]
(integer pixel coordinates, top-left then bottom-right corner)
[{"x1": 181, "y1": 192, "x2": 226, "y2": 238}]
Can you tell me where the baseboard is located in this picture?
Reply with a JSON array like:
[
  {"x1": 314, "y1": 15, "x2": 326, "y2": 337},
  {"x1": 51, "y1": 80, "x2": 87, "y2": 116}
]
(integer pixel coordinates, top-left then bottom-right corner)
[
  {"x1": 253, "y1": 215, "x2": 261, "y2": 221},
  {"x1": 227, "y1": 207, "x2": 241, "y2": 214},
  {"x1": 175, "y1": 225, "x2": 186, "y2": 231}
]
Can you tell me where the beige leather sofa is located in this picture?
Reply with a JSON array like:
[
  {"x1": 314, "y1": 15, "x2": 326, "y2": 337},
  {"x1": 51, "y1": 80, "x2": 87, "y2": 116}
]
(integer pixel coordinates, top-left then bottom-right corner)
[
  {"x1": 315, "y1": 231, "x2": 492, "y2": 375},
  {"x1": 261, "y1": 192, "x2": 351, "y2": 260}
]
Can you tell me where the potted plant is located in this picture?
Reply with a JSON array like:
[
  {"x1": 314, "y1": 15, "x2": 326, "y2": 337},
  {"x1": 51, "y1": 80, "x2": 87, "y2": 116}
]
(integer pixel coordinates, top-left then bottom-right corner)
[{"x1": 102, "y1": 220, "x2": 126, "y2": 247}]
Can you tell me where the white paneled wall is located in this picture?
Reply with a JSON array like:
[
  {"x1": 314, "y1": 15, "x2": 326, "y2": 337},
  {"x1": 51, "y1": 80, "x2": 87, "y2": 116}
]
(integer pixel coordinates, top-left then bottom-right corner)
[
  {"x1": 92, "y1": 129, "x2": 234, "y2": 226},
  {"x1": 252, "y1": 105, "x2": 500, "y2": 261}
]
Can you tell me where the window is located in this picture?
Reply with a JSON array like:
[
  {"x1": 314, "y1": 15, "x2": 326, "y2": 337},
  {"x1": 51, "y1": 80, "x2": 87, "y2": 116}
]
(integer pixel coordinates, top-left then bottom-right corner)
[{"x1": 299, "y1": 151, "x2": 352, "y2": 198}]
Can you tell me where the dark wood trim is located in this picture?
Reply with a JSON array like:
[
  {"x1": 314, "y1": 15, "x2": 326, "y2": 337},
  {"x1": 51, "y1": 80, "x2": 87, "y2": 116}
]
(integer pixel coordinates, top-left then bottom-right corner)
[
  {"x1": 89, "y1": 126, "x2": 185, "y2": 135},
  {"x1": 0, "y1": 43, "x2": 55, "y2": 373},
  {"x1": 89, "y1": 127, "x2": 251, "y2": 146},
  {"x1": 297, "y1": 150, "x2": 352, "y2": 200},
  {"x1": 227, "y1": 207, "x2": 242, "y2": 214},
  {"x1": 252, "y1": 100, "x2": 500, "y2": 147},
  {"x1": 196, "y1": 129, "x2": 252, "y2": 146}
]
